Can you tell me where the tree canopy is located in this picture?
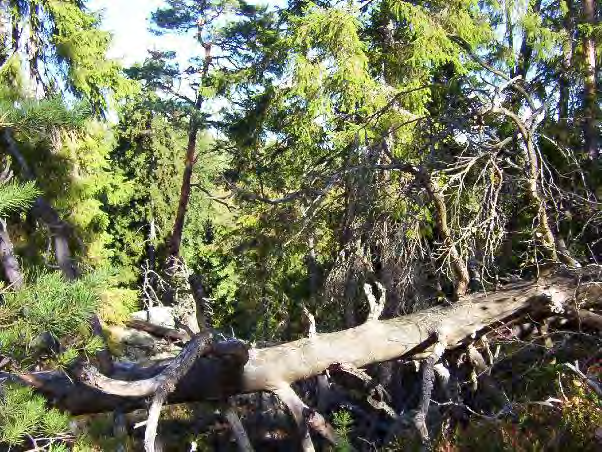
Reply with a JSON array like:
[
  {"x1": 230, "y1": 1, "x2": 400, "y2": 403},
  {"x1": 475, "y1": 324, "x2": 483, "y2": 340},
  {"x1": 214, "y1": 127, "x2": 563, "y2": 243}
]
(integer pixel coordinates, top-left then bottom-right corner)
[{"x1": 0, "y1": 0, "x2": 600, "y2": 450}]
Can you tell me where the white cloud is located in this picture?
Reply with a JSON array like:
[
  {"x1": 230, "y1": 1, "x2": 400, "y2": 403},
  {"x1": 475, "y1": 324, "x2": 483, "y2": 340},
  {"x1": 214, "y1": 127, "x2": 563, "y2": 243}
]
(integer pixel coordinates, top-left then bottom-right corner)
[{"x1": 88, "y1": 0, "x2": 199, "y2": 66}]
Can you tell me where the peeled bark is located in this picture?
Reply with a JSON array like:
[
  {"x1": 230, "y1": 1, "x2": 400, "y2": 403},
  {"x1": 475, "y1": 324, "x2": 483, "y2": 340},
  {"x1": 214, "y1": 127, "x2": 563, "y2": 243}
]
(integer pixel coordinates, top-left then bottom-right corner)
[
  {"x1": 143, "y1": 332, "x2": 213, "y2": 452},
  {"x1": 7, "y1": 269, "x2": 601, "y2": 416}
]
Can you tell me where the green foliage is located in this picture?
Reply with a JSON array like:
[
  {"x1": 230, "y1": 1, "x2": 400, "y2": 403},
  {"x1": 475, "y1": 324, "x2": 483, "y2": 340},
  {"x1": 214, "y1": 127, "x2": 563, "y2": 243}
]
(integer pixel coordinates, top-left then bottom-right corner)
[
  {"x1": 106, "y1": 89, "x2": 231, "y2": 290},
  {"x1": 105, "y1": 93, "x2": 187, "y2": 281},
  {"x1": 98, "y1": 287, "x2": 139, "y2": 324},
  {"x1": 0, "y1": 94, "x2": 89, "y2": 139},
  {"x1": 292, "y1": 6, "x2": 376, "y2": 114},
  {"x1": 0, "y1": 271, "x2": 102, "y2": 367},
  {"x1": 332, "y1": 409, "x2": 354, "y2": 452},
  {"x1": 0, "y1": 55, "x2": 27, "y2": 99},
  {"x1": 0, "y1": 181, "x2": 40, "y2": 216},
  {"x1": 0, "y1": 384, "x2": 70, "y2": 447},
  {"x1": 0, "y1": 0, "x2": 601, "y2": 448},
  {"x1": 46, "y1": 0, "x2": 137, "y2": 112},
  {"x1": 387, "y1": 0, "x2": 486, "y2": 71},
  {"x1": 0, "y1": 0, "x2": 134, "y2": 114},
  {"x1": 8, "y1": 115, "x2": 133, "y2": 270}
]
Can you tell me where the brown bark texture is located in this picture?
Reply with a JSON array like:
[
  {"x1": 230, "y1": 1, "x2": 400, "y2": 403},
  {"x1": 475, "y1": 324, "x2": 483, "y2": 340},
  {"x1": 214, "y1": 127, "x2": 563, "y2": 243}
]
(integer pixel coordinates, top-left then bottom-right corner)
[
  {"x1": 582, "y1": 0, "x2": 598, "y2": 159},
  {"x1": 168, "y1": 43, "x2": 212, "y2": 258}
]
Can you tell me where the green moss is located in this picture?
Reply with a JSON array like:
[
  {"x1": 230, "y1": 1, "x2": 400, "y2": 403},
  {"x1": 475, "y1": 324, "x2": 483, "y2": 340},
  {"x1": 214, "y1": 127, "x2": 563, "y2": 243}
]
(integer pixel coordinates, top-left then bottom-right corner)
[{"x1": 98, "y1": 287, "x2": 139, "y2": 325}]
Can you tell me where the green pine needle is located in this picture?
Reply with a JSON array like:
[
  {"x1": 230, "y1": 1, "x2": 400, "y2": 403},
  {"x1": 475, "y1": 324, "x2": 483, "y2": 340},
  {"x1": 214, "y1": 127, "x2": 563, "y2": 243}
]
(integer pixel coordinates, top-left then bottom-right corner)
[{"x1": 0, "y1": 181, "x2": 40, "y2": 217}]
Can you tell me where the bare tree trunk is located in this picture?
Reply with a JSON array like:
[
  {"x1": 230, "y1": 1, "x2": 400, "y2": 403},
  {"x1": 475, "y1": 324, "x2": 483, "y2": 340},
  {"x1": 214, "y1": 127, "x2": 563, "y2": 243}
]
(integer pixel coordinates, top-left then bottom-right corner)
[
  {"x1": 558, "y1": 0, "x2": 574, "y2": 136},
  {"x1": 168, "y1": 43, "x2": 212, "y2": 258},
  {"x1": 582, "y1": 0, "x2": 598, "y2": 159},
  {"x1": 1, "y1": 128, "x2": 112, "y2": 375},
  {"x1": 168, "y1": 122, "x2": 200, "y2": 258},
  {"x1": 224, "y1": 403, "x2": 255, "y2": 452},
  {"x1": 306, "y1": 236, "x2": 319, "y2": 309},
  {"x1": 489, "y1": 108, "x2": 564, "y2": 264},
  {"x1": 0, "y1": 219, "x2": 23, "y2": 288},
  {"x1": 32, "y1": 198, "x2": 77, "y2": 280},
  {"x1": 515, "y1": 0, "x2": 542, "y2": 80}
]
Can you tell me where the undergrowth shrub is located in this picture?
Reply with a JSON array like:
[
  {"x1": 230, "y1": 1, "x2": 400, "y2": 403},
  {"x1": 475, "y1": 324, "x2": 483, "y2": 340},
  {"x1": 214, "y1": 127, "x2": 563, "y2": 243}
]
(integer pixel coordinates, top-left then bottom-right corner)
[
  {"x1": 0, "y1": 384, "x2": 71, "y2": 447},
  {"x1": 0, "y1": 271, "x2": 104, "y2": 368}
]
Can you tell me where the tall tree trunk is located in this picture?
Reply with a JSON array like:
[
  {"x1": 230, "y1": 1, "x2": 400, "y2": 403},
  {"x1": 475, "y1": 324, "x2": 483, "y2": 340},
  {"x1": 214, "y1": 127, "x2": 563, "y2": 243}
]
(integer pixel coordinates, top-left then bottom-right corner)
[
  {"x1": 32, "y1": 198, "x2": 77, "y2": 280},
  {"x1": 582, "y1": 0, "x2": 598, "y2": 159},
  {"x1": 306, "y1": 236, "x2": 319, "y2": 310},
  {"x1": 168, "y1": 122, "x2": 200, "y2": 258},
  {"x1": 514, "y1": 0, "x2": 542, "y2": 80},
  {"x1": 168, "y1": 43, "x2": 212, "y2": 258},
  {"x1": 0, "y1": 219, "x2": 23, "y2": 288},
  {"x1": 1, "y1": 128, "x2": 111, "y2": 371},
  {"x1": 558, "y1": 0, "x2": 574, "y2": 141},
  {"x1": 505, "y1": 0, "x2": 515, "y2": 77}
]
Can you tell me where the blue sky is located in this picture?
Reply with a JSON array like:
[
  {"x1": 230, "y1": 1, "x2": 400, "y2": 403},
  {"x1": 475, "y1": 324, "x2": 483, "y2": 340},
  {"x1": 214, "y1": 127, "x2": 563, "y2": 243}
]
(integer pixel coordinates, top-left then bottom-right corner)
[
  {"x1": 87, "y1": 0, "x2": 287, "y2": 118},
  {"x1": 87, "y1": 0, "x2": 199, "y2": 66},
  {"x1": 87, "y1": 0, "x2": 286, "y2": 67}
]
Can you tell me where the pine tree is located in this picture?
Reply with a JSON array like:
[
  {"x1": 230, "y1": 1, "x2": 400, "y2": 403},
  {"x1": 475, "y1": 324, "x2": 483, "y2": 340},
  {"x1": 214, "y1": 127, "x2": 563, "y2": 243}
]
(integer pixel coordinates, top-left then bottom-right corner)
[{"x1": 0, "y1": 0, "x2": 133, "y2": 114}]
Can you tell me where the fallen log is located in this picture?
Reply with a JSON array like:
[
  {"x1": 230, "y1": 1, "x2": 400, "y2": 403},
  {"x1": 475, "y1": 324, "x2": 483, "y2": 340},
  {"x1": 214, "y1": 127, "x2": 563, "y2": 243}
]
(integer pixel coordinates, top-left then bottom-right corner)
[{"x1": 4, "y1": 268, "x2": 601, "y2": 415}]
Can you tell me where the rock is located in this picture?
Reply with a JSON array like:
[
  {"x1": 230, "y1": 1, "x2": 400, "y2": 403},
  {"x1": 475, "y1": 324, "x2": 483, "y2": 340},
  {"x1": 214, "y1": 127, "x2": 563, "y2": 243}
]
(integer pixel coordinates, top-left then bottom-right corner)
[
  {"x1": 106, "y1": 325, "x2": 156, "y2": 350},
  {"x1": 130, "y1": 306, "x2": 176, "y2": 328}
]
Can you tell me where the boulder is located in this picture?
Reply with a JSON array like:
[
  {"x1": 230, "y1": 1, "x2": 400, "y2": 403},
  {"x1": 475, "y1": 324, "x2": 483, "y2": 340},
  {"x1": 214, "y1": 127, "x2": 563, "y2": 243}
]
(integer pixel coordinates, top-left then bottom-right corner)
[{"x1": 130, "y1": 306, "x2": 175, "y2": 328}]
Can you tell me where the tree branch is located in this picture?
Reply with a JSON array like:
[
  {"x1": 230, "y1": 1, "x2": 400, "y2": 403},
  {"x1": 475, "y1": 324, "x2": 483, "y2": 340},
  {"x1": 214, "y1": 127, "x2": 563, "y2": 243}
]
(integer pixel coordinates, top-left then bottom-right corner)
[{"x1": 5, "y1": 269, "x2": 600, "y2": 417}]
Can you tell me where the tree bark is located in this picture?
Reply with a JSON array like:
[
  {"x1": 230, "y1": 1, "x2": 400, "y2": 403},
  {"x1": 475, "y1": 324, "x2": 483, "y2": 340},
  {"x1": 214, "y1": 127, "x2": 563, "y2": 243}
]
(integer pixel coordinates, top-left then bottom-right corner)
[
  {"x1": 168, "y1": 43, "x2": 212, "y2": 258},
  {"x1": 9, "y1": 269, "x2": 600, "y2": 415},
  {"x1": 558, "y1": 0, "x2": 574, "y2": 137},
  {"x1": 224, "y1": 402, "x2": 255, "y2": 452},
  {"x1": 488, "y1": 107, "x2": 565, "y2": 264},
  {"x1": 416, "y1": 169, "x2": 470, "y2": 296},
  {"x1": 514, "y1": 0, "x2": 542, "y2": 80},
  {"x1": 31, "y1": 197, "x2": 78, "y2": 279},
  {"x1": 0, "y1": 218, "x2": 23, "y2": 288},
  {"x1": 1, "y1": 128, "x2": 112, "y2": 374},
  {"x1": 582, "y1": 0, "x2": 598, "y2": 159},
  {"x1": 168, "y1": 122, "x2": 200, "y2": 258}
]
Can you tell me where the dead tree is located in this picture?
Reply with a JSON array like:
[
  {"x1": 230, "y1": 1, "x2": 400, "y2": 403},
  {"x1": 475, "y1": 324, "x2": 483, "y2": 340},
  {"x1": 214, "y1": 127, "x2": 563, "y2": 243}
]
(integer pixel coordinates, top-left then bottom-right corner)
[{"x1": 6, "y1": 266, "x2": 601, "y2": 450}]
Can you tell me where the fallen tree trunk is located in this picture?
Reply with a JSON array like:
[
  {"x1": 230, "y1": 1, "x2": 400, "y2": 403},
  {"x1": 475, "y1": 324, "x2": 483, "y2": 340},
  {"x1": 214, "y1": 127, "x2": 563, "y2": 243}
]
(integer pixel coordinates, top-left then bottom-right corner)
[{"x1": 5, "y1": 269, "x2": 601, "y2": 415}]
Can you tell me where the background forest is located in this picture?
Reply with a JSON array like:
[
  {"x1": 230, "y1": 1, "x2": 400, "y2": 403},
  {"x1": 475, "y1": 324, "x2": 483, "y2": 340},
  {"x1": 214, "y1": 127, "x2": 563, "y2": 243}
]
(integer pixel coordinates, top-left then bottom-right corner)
[{"x1": 0, "y1": 0, "x2": 601, "y2": 450}]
